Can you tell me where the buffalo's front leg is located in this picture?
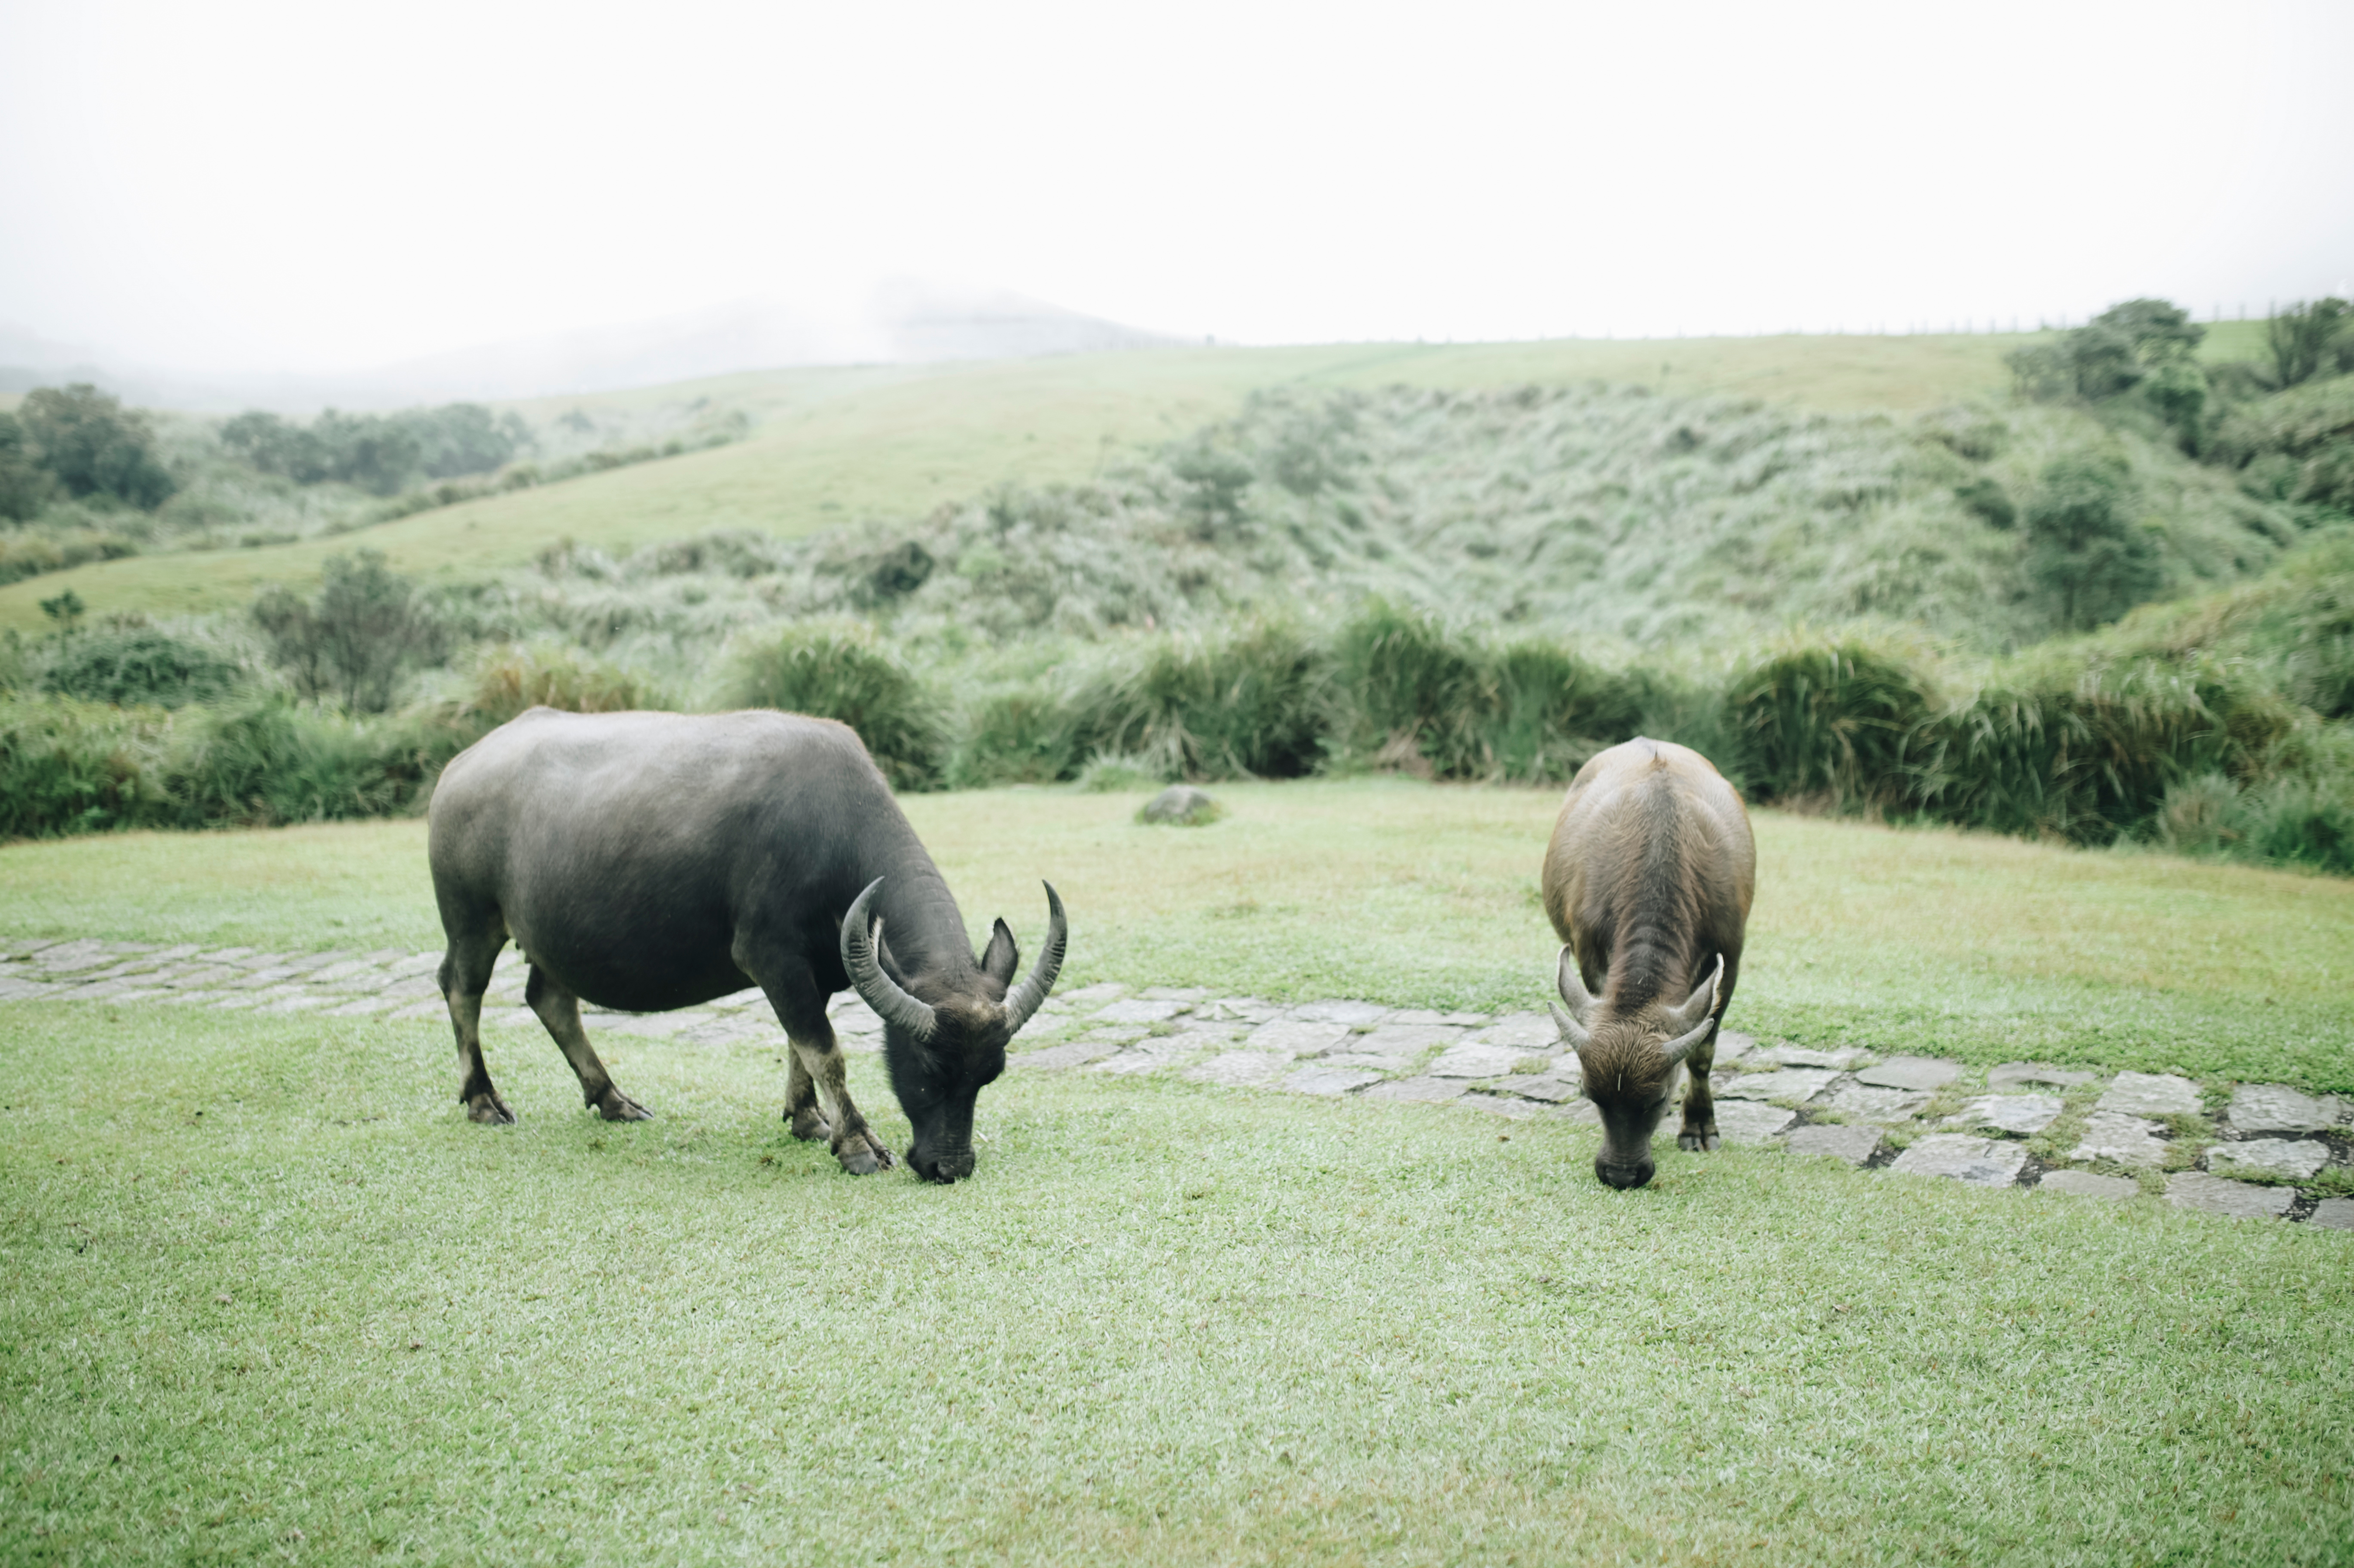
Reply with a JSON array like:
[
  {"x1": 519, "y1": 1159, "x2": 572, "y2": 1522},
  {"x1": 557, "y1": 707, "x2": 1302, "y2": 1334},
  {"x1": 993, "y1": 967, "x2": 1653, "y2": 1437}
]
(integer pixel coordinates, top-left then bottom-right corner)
[
  {"x1": 525, "y1": 967, "x2": 652, "y2": 1121},
  {"x1": 439, "y1": 928, "x2": 515, "y2": 1125},
  {"x1": 782, "y1": 1050, "x2": 831, "y2": 1143},
  {"x1": 787, "y1": 1024, "x2": 893, "y2": 1175},
  {"x1": 1678, "y1": 1020, "x2": 1722, "y2": 1153}
]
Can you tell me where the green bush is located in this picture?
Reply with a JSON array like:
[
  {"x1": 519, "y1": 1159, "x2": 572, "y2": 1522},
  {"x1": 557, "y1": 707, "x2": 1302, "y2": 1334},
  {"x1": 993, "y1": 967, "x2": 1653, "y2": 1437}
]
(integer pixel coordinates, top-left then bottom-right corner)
[
  {"x1": 952, "y1": 683, "x2": 1083, "y2": 786},
  {"x1": 40, "y1": 627, "x2": 249, "y2": 708},
  {"x1": 1331, "y1": 601, "x2": 1492, "y2": 778},
  {"x1": 1488, "y1": 639, "x2": 1646, "y2": 783},
  {"x1": 165, "y1": 700, "x2": 456, "y2": 828},
  {"x1": 0, "y1": 698, "x2": 172, "y2": 839},
  {"x1": 461, "y1": 641, "x2": 649, "y2": 726},
  {"x1": 716, "y1": 619, "x2": 945, "y2": 789},
  {"x1": 1067, "y1": 617, "x2": 1329, "y2": 782},
  {"x1": 253, "y1": 550, "x2": 449, "y2": 713},
  {"x1": 1724, "y1": 640, "x2": 1936, "y2": 810},
  {"x1": 2022, "y1": 454, "x2": 2164, "y2": 630}
]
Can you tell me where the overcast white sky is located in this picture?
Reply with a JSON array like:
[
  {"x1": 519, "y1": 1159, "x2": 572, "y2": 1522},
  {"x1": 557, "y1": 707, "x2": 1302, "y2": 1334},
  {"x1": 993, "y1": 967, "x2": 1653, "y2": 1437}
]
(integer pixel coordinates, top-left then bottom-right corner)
[{"x1": 2, "y1": 0, "x2": 2349, "y2": 375}]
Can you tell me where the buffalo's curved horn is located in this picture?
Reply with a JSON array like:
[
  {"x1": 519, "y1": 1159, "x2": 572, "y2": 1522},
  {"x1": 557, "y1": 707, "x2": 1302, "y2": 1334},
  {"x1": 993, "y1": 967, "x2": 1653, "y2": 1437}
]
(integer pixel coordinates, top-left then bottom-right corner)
[
  {"x1": 1549, "y1": 1001, "x2": 1592, "y2": 1052},
  {"x1": 1555, "y1": 946, "x2": 1600, "y2": 1025},
  {"x1": 1657, "y1": 954, "x2": 1727, "y2": 1067},
  {"x1": 1661, "y1": 954, "x2": 1725, "y2": 1035},
  {"x1": 1000, "y1": 881, "x2": 1067, "y2": 1036},
  {"x1": 842, "y1": 878, "x2": 938, "y2": 1043}
]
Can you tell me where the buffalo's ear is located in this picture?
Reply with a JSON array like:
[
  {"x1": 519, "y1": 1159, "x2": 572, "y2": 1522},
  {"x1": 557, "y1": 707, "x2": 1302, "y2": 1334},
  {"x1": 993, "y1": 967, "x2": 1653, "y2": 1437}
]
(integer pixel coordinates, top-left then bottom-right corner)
[{"x1": 980, "y1": 918, "x2": 1020, "y2": 986}]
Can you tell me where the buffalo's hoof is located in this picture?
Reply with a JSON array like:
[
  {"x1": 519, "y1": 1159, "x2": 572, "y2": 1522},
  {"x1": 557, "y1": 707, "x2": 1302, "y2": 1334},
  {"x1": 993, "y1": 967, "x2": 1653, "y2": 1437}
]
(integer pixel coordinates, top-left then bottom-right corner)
[
  {"x1": 787, "y1": 1107, "x2": 832, "y2": 1143},
  {"x1": 833, "y1": 1131, "x2": 895, "y2": 1176},
  {"x1": 466, "y1": 1093, "x2": 517, "y2": 1126},
  {"x1": 1678, "y1": 1128, "x2": 1721, "y2": 1152},
  {"x1": 596, "y1": 1090, "x2": 653, "y2": 1122}
]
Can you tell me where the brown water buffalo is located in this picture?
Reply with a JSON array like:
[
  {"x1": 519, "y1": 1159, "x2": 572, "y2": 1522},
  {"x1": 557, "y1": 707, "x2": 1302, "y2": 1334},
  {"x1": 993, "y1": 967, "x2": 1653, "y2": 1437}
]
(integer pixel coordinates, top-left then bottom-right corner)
[
  {"x1": 1541, "y1": 737, "x2": 1755, "y2": 1189},
  {"x1": 426, "y1": 707, "x2": 1066, "y2": 1182}
]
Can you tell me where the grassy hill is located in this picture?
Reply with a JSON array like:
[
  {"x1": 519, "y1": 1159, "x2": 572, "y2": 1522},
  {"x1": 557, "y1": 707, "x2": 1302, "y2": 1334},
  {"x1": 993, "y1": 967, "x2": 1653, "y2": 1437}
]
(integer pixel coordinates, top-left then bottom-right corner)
[{"x1": 0, "y1": 331, "x2": 2069, "y2": 631}]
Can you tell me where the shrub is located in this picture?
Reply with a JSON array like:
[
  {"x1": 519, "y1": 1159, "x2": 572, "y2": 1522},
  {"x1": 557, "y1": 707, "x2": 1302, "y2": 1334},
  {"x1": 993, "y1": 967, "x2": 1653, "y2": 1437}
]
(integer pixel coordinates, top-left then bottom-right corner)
[
  {"x1": 1724, "y1": 640, "x2": 1936, "y2": 809},
  {"x1": 952, "y1": 683, "x2": 1083, "y2": 787},
  {"x1": 253, "y1": 550, "x2": 449, "y2": 712},
  {"x1": 0, "y1": 698, "x2": 171, "y2": 838},
  {"x1": 1953, "y1": 477, "x2": 2016, "y2": 529},
  {"x1": 40, "y1": 627, "x2": 248, "y2": 709},
  {"x1": 2022, "y1": 454, "x2": 2163, "y2": 630},
  {"x1": 462, "y1": 641, "x2": 648, "y2": 726},
  {"x1": 164, "y1": 700, "x2": 456, "y2": 827},
  {"x1": 2265, "y1": 298, "x2": 2349, "y2": 390},
  {"x1": 1067, "y1": 617, "x2": 1329, "y2": 781},
  {"x1": 0, "y1": 412, "x2": 58, "y2": 522},
  {"x1": 1331, "y1": 600, "x2": 1492, "y2": 778},
  {"x1": 716, "y1": 619, "x2": 945, "y2": 789},
  {"x1": 1488, "y1": 639, "x2": 1647, "y2": 783}
]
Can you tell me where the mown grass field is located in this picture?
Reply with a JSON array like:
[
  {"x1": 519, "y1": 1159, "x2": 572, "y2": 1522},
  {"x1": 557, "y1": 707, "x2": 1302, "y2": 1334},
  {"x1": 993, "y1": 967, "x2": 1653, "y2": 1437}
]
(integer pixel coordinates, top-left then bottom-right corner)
[
  {"x1": 7, "y1": 781, "x2": 2350, "y2": 1087},
  {"x1": 3, "y1": 785, "x2": 2351, "y2": 1564},
  {"x1": 0, "y1": 330, "x2": 2069, "y2": 633}
]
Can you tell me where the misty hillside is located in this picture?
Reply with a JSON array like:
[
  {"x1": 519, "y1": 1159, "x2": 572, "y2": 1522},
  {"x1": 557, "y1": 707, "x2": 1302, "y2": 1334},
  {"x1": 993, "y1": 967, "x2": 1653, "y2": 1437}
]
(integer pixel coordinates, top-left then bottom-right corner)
[{"x1": 499, "y1": 381, "x2": 2297, "y2": 668}]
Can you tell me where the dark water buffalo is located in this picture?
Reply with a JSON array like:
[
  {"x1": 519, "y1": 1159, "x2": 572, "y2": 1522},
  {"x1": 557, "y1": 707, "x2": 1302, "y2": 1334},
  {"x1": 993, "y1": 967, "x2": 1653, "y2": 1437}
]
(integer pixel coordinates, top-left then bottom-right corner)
[
  {"x1": 1541, "y1": 737, "x2": 1755, "y2": 1190},
  {"x1": 426, "y1": 708, "x2": 1066, "y2": 1182}
]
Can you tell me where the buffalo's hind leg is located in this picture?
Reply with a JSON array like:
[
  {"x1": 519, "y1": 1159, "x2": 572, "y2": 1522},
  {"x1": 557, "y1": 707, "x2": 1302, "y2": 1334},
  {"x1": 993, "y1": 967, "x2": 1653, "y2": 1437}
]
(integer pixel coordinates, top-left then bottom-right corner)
[
  {"x1": 439, "y1": 923, "x2": 515, "y2": 1125},
  {"x1": 525, "y1": 966, "x2": 652, "y2": 1122}
]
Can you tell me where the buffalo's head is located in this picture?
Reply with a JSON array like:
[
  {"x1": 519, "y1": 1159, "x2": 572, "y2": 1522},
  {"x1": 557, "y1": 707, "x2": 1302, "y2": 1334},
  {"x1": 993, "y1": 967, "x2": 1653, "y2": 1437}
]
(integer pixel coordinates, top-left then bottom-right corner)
[
  {"x1": 1551, "y1": 947, "x2": 1721, "y2": 1190},
  {"x1": 842, "y1": 878, "x2": 1066, "y2": 1183}
]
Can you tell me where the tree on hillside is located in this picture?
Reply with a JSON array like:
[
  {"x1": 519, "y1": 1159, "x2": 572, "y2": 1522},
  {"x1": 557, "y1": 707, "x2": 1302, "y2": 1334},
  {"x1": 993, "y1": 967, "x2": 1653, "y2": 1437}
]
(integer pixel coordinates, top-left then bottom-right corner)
[
  {"x1": 221, "y1": 401, "x2": 528, "y2": 494},
  {"x1": 2267, "y1": 298, "x2": 2350, "y2": 389},
  {"x1": 0, "y1": 411, "x2": 59, "y2": 522},
  {"x1": 17, "y1": 383, "x2": 176, "y2": 509},
  {"x1": 252, "y1": 550, "x2": 447, "y2": 712},
  {"x1": 2091, "y1": 298, "x2": 2204, "y2": 365},
  {"x1": 2022, "y1": 454, "x2": 2163, "y2": 630}
]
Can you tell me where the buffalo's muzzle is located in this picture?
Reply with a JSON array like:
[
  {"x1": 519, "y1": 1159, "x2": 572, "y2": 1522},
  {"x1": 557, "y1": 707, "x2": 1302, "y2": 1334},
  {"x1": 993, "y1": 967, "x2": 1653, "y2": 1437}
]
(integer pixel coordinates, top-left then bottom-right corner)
[{"x1": 1595, "y1": 1156, "x2": 1655, "y2": 1190}]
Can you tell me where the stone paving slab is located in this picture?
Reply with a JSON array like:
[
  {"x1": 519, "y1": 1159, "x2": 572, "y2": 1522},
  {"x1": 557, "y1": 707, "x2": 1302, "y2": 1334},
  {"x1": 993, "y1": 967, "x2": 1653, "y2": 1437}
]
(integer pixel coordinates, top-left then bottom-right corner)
[
  {"x1": 1888, "y1": 1135, "x2": 2029, "y2": 1187},
  {"x1": 1753, "y1": 1045, "x2": 1861, "y2": 1071},
  {"x1": 1718, "y1": 1068, "x2": 1838, "y2": 1105},
  {"x1": 1783, "y1": 1122, "x2": 1879, "y2": 1163},
  {"x1": 1289, "y1": 1000, "x2": 1390, "y2": 1027},
  {"x1": 1815, "y1": 1081, "x2": 1930, "y2": 1123},
  {"x1": 2204, "y1": 1138, "x2": 2329, "y2": 1181},
  {"x1": 1283, "y1": 1066, "x2": 1383, "y2": 1097},
  {"x1": 2227, "y1": 1084, "x2": 2347, "y2": 1133},
  {"x1": 1948, "y1": 1095, "x2": 2063, "y2": 1136},
  {"x1": 2071, "y1": 1110, "x2": 2170, "y2": 1167},
  {"x1": 1856, "y1": 1057, "x2": 1959, "y2": 1092},
  {"x1": 1471, "y1": 1013, "x2": 1559, "y2": 1050},
  {"x1": 1246, "y1": 1019, "x2": 1353, "y2": 1056},
  {"x1": 2166, "y1": 1171, "x2": 2295, "y2": 1219},
  {"x1": 1426, "y1": 1043, "x2": 1530, "y2": 1079},
  {"x1": 1361, "y1": 1075, "x2": 1469, "y2": 1105},
  {"x1": 11, "y1": 936, "x2": 2354, "y2": 1226},
  {"x1": 2098, "y1": 1072, "x2": 2202, "y2": 1118},
  {"x1": 1183, "y1": 1051, "x2": 1294, "y2": 1088},
  {"x1": 2038, "y1": 1170, "x2": 2138, "y2": 1201}
]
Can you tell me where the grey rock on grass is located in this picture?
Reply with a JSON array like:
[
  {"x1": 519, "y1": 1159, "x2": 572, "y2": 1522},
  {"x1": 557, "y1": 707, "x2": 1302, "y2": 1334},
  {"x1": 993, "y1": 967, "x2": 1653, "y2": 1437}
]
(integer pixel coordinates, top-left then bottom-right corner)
[
  {"x1": 1138, "y1": 785, "x2": 1221, "y2": 825},
  {"x1": 1947, "y1": 1094, "x2": 2063, "y2": 1135}
]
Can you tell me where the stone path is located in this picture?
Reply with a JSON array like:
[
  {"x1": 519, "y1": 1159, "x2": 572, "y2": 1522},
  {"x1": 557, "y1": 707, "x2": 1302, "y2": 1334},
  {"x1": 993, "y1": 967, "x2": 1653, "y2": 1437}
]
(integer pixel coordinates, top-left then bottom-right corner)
[{"x1": 6, "y1": 937, "x2": 2350, "y2": 1230}]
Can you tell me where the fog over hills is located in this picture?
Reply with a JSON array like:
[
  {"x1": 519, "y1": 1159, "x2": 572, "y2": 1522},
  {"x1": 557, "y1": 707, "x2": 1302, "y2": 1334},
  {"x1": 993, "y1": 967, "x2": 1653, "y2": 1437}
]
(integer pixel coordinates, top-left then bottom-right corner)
[{"x1": 0, "y1": 279, "x2": 1184, "y2": 413}]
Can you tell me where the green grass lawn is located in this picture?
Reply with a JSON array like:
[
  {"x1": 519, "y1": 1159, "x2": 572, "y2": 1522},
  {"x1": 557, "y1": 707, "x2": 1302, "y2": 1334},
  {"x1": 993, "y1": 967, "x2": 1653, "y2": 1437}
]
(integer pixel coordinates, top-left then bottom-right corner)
[
  {"x1": 5, "y1": 785, "x2": 2352, "y2": 1563},
  {"x1": 0, "y1": 331, "x2": 2051, "y2": 633},
  {"x1": 6, "y1": 781, "x2": 2350, "y2": 1088}
]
